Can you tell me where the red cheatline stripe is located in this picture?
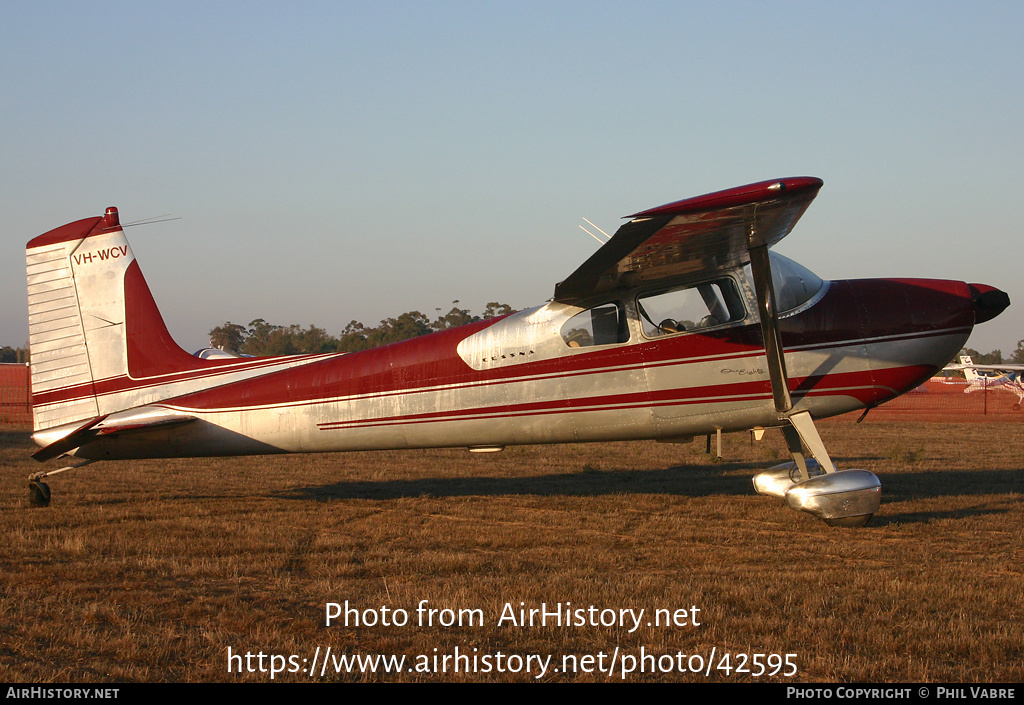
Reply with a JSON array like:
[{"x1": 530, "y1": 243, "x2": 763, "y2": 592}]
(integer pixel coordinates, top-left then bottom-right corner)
[
  {"x1": 30, "y1": 353, "x2": 342, "y2": 406},
  {"x1": 316, "y1": 373, "x2": 895, "y2": 431}
]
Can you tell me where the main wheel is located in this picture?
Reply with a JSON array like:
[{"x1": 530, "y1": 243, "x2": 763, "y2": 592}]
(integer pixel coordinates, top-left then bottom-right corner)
[{"x1": 29, "y1": 480, "x2": 51, "y2": 507}]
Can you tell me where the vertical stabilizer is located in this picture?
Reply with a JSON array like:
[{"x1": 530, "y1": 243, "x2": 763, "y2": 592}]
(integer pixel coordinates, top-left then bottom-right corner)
[
  {"x1": 958, "y1": 356, "x2": 983, "y2": 383},
  {"x1": 26, "y1": 208, "x2": 202, "y2": 431}
]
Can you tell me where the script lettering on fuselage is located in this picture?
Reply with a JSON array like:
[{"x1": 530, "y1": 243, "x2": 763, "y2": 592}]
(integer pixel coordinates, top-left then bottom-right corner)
[
  {"x1": 72, "y1": 245, "x2": 130, "y2": 266},
  {"x1": 720, "y1": 367, "x2": 767, "y2": 376}
]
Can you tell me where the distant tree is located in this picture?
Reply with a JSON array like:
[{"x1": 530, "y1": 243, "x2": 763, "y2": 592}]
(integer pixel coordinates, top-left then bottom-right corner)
[
  {"x1": 482, "y1": 302, "x2": 514, "y2": 319},
  {"x1": 0, "y1": 346, "x2": 28, "y2": 363},
  {"x1": 432, "y1": 300, "x2": 477, "y2": 330},
  {"x1": 335, "y1": 312, "x2": 435, "y2": 352},
  {"x1": 299, "y1": 325, "x2": 336, "y2": 354},
  {"x1": 240, "y1": 319, "x2": 280, "y2": 356},
  {"x1": 1012, "y1": 339, "x2": 1024, "y2": 364},
  {"x1": 961, "y1": 347, "x2": 1002, "y2": 365},
  {"x1": 209, "y1": 322, "x2": 247, "y2": 353},
  {"x1": 207, "y1": 300, "x2": 517, "y2": 358},
  {"x1": 265, "y1": 325, "x2": 304, "y2": 356},
  {"x1": 369, "y1": 311, "x2": 434, "y2": 346},
  {"x1": 337, "y1": 320, "x2": 371, "y2": 352}
]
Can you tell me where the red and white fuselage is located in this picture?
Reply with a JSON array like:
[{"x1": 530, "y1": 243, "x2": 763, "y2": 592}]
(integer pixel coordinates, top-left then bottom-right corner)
[{"x1": 27, "y1": 196, "x2": 999, "y2": 463}]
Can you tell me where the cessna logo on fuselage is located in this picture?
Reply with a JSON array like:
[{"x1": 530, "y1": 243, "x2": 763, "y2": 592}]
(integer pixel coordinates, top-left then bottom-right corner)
[
  {"x1": 72, "y1": 245, "x2": 131, "y2": 266},
  {"x1": 720, "y1": 367, "x2": 767, "y2": 376}
]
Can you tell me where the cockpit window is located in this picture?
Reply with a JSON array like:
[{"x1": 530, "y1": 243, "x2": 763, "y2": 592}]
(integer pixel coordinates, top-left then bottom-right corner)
[
  {"x1": 561, "y1": 302, "x2": 629, "y2": 348},
  {"x1": 637, "y1": 278, "x2": 745, "y2": 338},
  {"x1": 744, "y1": 252, "x2": 825, "y2": 313}
]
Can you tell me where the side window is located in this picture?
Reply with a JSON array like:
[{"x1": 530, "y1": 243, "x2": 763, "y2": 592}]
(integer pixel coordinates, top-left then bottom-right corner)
[
  {"x1": 637, "y1": 278, "x2": 745, "y2": 338},
  {"x1": 561, "y1": 302, "x2": 629, "y2": 348}
]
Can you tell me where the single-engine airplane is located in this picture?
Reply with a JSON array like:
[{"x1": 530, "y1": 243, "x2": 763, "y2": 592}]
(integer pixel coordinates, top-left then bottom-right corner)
[
  {"x1": 944, "y1": 355, "x2": 1024, "y2": 411},
  {"x1": 25, "y1": 177, "x2": 1010, "y2": 525}
]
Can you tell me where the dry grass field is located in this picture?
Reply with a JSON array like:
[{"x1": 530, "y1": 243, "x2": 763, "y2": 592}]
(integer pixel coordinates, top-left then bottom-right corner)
[{"x1": 1, "y1": 419, "x2": 1021, "y2": 683}]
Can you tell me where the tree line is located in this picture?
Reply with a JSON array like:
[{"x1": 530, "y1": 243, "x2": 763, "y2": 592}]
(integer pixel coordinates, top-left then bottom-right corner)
[
  {"x1": 0, "y1": 346, "x2": 28, "y2": 364},
  {"x1": 208, "y1": 301, "x2": 515, "y2": 356},
  {"x1": 960, "y1": 342, "x2": 1024, "y2": 366},
  {"x1": 208, "y1": 304, "x2": 1024, "y2": 364},
  {"x1": 2, "y1": 323, "x2": 1022, "y2": 364}
]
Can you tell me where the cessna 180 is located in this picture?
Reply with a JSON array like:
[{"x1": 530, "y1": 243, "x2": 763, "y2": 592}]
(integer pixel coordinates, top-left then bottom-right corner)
[{"x1": 25, "y1": 177, "x2": 1009, "y2": 525}]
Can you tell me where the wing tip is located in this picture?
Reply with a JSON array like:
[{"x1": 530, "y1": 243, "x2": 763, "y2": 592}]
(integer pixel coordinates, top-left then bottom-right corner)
[{"x1": 626, "y1": 177, "x2": 823, "y2": 220}]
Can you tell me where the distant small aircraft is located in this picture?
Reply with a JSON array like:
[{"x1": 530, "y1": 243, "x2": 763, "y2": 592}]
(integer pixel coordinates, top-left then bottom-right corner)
[
  {"x1": 944, "y1": 356, "x2": 1024, "y2": 410},
  {"x1": 25, "y1": 178, "x2": 1009, "y2": 526}
]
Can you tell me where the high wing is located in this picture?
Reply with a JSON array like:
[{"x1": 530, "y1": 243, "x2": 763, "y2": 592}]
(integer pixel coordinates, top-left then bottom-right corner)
[
  {"x1": 943, "y1": 355, "x2": 1024, "y2": 373},
  {"x1": 553, "y1": 177, "x2": 823, "y2": 304},
  {"x1": 554, "y1": 176, "x2": 833, "y2": 480},
  {"x1": 944, "y1": 363, "x2": 1024, "y2": 372}
]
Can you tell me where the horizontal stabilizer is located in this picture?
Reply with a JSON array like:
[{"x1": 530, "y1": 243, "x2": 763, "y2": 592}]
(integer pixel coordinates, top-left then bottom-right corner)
[{"x1": 32, "y1": 406, "x2": 197, "y2": 462}]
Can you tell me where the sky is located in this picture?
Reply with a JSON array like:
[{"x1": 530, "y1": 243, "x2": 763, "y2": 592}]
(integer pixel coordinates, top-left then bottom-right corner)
[{"x1": 3, "y1": 1, "x2": 1022, "y2": 356}]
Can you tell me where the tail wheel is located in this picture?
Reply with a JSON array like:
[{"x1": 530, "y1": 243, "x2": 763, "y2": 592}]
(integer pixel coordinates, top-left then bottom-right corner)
[{"x1": 29, "y1": 480, "x2": 51, "y2": 507}]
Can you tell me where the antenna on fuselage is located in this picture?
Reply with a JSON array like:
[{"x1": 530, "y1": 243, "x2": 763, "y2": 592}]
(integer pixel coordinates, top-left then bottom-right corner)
[{"x1": 121, "y1": 214, "x2": 182, "y2": 228}]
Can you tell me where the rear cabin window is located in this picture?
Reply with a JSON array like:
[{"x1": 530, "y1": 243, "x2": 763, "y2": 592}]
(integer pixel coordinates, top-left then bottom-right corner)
[
  {"x1": 561, "y1": 302, "x2": 629, "y2": 348},
  {"x1": 637, "y1": 278, "x2": 745, "y2": 338}
]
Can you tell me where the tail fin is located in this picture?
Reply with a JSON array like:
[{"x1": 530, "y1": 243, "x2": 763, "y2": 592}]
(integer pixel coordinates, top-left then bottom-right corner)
[
  {"x1": 957, "y1": 355, "x2": 983, "y2": 383},
  {"x1": 26, "y1": 208, "x2": 206, "y2": 432}
]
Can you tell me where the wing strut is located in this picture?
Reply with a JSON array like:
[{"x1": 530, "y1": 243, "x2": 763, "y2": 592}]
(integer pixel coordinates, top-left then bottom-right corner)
[
  {"x1": 749, "y1": 244, "x2": 792, "y2": 414},
  {"x1": 747, "y1": 232, "x2": 837, "y2": 479},
  {"x1": 785, "y1": 410, "x2": 837, "y2": 476},
  {"x1": 747, "y1": 229, "x2": 881, "y2": 526}
]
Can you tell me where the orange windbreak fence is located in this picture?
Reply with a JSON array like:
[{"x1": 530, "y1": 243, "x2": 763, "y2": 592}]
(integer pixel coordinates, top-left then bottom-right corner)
[
  {"x1": 844, "y1": 377, "x2": 1023, "y2": 423},
  {"x1": 0, "y1": 366, "x2": 1018, "y2": 427},
  {"x1": 1, "y1": 364, "x2": 31, "y2": 424}
]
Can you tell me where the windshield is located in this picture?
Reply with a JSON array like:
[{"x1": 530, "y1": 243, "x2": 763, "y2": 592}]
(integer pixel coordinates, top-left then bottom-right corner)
[{"x1": 744, "y1": 252, "x2": 826, "y2": 313}]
